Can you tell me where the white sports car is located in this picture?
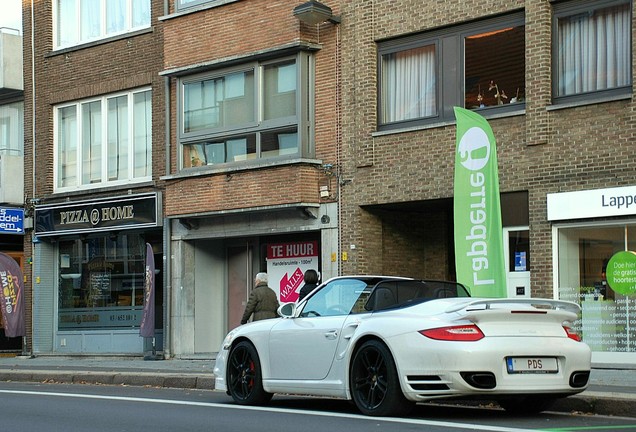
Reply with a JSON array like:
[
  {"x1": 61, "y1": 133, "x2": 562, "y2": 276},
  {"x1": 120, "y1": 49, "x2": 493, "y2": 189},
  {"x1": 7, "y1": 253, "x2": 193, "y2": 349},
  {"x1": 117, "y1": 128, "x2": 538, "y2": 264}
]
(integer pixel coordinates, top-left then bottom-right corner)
[{"x1": 214, "y1": 276, "x2": 591, "y2": 416}]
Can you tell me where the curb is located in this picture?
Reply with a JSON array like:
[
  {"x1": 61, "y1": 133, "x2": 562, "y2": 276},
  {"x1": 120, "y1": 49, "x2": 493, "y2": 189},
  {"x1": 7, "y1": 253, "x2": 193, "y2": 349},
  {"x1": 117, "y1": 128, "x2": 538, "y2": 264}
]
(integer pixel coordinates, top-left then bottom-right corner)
[{"x1": 0, "y1": 371, "x2": 215, "y2": 390}]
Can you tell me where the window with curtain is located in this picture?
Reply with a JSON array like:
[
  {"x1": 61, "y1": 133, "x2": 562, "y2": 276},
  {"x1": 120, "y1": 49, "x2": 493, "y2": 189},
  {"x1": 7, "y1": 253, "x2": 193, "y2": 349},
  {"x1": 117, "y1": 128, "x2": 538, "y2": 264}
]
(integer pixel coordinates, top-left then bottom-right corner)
[
  {"x1": 179, "y1": 54, "x2": 312, "y2": 169},
  {"x1": 554, "y1": 0, "x2": 632, "y2": 101},
  {"x1": 378, "y1": 12, "x2": 525, "y2": 130},
  {"x1": 55, "y1": 0, "x2": 151, "y2": 49},
  {"x1": 55, "y1": 89, "x2": 152, "y2": 192}
]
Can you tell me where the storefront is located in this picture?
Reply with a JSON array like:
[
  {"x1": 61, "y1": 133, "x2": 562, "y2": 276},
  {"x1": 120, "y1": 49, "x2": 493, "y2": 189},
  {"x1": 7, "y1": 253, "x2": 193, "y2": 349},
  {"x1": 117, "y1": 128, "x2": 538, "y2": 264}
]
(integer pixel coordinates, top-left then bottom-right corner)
[
  {"x1": 167, "y1": 202, "x2": 338, "y2": 358},
  {"x1": 549, "y1": 185, "x2": 636, "y2": 365},
  {"x1": 32, "y1": 193, "x2": 163, "y2": 355}
]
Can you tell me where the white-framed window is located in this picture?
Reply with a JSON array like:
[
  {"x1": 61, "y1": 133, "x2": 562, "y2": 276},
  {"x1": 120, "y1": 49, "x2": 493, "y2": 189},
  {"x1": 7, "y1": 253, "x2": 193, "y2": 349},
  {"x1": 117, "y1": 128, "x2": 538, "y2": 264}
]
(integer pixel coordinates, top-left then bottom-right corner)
[
  {"x1": 55, "y1": 89, "x2": 152, "y2": 192},
  {"x1": 55, "y1": 0, "x2": 151, "y2": 49},
  {"x1": 553, "y1": 0, "x2": 632, "y2": 103},
  {"x1": 179, "y1": 53, "x2": 312, "y2": 168},
  {"x1": 378, "y1": 13, "x2": 525, "y2": 130},
  {"x1": 0, "y1": 101, "x2": 24, "y2": 156}
]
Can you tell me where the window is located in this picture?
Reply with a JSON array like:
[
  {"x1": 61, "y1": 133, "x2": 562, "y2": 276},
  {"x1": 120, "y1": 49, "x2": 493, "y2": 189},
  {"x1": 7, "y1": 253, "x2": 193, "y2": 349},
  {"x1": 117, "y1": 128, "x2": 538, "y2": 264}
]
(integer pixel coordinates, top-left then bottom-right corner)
[
  {"x1": 55, "y1": 89, "x2": 152, "y2": 191},
  {"x1": 179, "y1": 54, "x2": 312, "y2": 168},
  {"x1": 553, "y1": 0, "x2": 632, "y2": 102},
  {"x1": 55, "y1": 0, "x2": 151, "y2": 49},
  {"x1": 57, "y1": 233, "x2": 162, "y2": 331},
  {"x1": 378, "y1": 13, "x2": 525, "y2": 130},
  {"x1": 556, "y1": 223, "x2": 636, "y2": 354},
  {"x1": 0, "y1": 101, "x2": 23, "y2": 156}
]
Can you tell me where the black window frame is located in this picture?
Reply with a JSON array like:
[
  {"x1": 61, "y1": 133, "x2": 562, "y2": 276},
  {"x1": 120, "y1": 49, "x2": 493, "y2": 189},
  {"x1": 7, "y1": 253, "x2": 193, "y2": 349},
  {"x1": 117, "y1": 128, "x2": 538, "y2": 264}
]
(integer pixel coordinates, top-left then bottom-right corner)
[
  {"x1": 551, "y1": 0, "x2": 633, "y2": 106},
  {"x1": 377, "y1": 12, "x2": 526, "y2": 131}
]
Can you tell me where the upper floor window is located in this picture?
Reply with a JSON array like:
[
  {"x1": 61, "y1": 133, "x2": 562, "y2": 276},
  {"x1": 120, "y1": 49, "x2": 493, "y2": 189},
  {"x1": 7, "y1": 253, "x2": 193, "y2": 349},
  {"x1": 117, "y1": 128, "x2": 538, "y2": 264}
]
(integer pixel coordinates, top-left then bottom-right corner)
[
  {"x1": 55, "y1": 0, "x2": 151, "y2": 49},
  {"x1": 378, "y1": 13, "x2": 525, "y2": 130},
  {"x1": 0, "y1": 101, "x2": 24, "y2": 156},
  {"x1": 55, "y1": 89, "x2": 152, "y2": 192},
  {"x1": 179, "y1": 53, "x2": 313, "y2": 169},
  {"x1": 553, "y1": 0, "x2": 632, "y2": 103}
]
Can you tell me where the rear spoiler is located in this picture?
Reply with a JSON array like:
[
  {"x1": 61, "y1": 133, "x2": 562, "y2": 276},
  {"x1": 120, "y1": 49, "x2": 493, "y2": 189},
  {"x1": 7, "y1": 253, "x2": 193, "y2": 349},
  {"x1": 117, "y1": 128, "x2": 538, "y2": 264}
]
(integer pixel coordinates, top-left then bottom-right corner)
[{"x1": 445, "y1": 298, "x2": 581, "y2": 315}]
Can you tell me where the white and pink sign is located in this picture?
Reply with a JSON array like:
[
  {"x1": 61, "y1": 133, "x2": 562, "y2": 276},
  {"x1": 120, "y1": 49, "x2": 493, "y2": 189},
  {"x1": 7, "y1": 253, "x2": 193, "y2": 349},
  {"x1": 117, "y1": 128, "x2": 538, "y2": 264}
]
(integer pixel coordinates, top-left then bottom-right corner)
[{"x1": 267, "y1": 241, "x2": 319, "y2": 303}]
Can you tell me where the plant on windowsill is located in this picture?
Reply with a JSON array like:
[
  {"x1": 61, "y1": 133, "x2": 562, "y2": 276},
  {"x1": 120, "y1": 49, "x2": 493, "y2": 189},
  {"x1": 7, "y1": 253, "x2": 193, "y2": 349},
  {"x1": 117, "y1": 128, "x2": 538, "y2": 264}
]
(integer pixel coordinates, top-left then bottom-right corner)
[{"x1": 489, "y1": 80, "x2": 507, "y2": 105}]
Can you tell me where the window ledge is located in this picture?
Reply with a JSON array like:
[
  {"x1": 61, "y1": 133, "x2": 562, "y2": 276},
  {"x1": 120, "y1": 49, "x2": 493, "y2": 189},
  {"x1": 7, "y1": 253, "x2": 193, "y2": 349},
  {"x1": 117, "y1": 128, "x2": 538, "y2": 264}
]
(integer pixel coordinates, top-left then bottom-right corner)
[
  {"x1": 373, "y1": 108, "x2": 525, "y2": 137},
  {"x1": 47, "y1": 27, "x2": 154, "y2": 57},
  {"x1": 50, "y1": 181, "x2": 156, "y2": 199},
  {"x1": 161, "y1": 158, "x2": 323, "y2": 181},
  {"x1": 159, "y1": 0, "x2": 242, "y2": 22},
  {"x1": 547, "y1": 93, "x2": 633, "y2": 112}
]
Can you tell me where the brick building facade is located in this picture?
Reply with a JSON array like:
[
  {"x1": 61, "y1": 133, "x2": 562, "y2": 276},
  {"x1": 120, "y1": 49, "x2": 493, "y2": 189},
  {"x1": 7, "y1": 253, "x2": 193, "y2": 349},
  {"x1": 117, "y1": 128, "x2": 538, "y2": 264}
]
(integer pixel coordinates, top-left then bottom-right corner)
[
  {"x1": 19, "y1": 0, "x2": 636, "y2": 364},
  {"x1": 23, "y1": 0, "x2": 165, "y2": 354},
  {"x1": 336, "y1": 0, "x2": 636, "y2": 364}
]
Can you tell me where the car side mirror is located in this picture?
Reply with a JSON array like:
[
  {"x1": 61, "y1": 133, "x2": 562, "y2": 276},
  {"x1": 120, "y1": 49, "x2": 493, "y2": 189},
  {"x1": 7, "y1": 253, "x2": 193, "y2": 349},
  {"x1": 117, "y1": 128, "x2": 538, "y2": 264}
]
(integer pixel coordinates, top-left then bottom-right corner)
[{"x1": 278, "y1": 302, "x2": 296, "y2": 318}]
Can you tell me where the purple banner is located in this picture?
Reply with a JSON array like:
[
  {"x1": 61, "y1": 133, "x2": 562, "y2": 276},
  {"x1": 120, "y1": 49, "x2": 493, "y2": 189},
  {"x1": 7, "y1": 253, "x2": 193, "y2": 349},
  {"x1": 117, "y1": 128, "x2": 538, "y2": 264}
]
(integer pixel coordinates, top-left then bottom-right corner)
[
  {"x1": 139, "y1": 243, "x2": 155, "y2": 338},
  {"x1": 0, "y1": 252, "x2": 26, "y2": 337}
]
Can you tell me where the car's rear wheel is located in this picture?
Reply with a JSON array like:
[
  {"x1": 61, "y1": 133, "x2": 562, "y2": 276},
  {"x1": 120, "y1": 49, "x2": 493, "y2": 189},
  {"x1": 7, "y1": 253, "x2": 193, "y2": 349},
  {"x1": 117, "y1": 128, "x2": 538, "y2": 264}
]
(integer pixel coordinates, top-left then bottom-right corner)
[
  {"x1": 227, "y1": 340, "x2": 273, "y2": 405},
  {"x1": 497, "y1": 395, "x2": 556, "y2": 414},
  {"x1": 349, "y1": 339, "x2": 413, "y2": 416}
]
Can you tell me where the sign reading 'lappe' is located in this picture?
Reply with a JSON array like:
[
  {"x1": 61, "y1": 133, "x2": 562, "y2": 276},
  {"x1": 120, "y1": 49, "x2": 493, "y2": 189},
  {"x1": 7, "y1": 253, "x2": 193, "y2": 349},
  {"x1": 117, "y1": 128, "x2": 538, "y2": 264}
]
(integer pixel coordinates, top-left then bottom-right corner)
[{"x1": 34, "y1": 193, "x2": 160, "y2": 236}]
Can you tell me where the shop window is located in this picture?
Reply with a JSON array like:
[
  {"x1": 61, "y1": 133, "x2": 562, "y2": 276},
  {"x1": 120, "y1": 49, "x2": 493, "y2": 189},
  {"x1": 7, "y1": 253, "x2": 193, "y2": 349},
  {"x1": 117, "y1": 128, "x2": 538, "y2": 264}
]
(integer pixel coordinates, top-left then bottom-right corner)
[
  {"x1": 55, "y1": 0, "x2": 151, "y2": 49},
  {"x1": 378, "y1": 12, "x2": 525, "y2": 131},
  {"x1": 556, "y1": 223, "x2": 636, "y2": 353},
  {"x1": 58, "y1": 233, "x2": 161, "y2": 330},
  {"x1": 552, "y1": 0, "x2": 632, "y2": 104},
  {"x1": 55, "y1": 88, "x2": 152, "y2": 192},
  {"x1": 179, "y1": 54, "x2": 312, "y2": 168}
]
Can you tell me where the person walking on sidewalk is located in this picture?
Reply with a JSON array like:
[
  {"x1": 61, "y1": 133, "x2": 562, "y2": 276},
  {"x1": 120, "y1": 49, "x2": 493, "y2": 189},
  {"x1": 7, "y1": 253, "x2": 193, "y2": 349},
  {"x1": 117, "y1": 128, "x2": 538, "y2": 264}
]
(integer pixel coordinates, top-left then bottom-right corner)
[{"x1": 240, "y1": 272, "x2": 279, "y2": 325}]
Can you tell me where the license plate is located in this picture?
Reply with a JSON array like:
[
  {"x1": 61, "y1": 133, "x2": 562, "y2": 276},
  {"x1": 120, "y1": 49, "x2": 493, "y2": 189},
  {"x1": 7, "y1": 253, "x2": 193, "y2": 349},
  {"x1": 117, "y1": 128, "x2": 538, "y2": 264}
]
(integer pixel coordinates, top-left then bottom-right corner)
[{"x1": 506, "y1": 357, "x2": 558, "y2": 374}]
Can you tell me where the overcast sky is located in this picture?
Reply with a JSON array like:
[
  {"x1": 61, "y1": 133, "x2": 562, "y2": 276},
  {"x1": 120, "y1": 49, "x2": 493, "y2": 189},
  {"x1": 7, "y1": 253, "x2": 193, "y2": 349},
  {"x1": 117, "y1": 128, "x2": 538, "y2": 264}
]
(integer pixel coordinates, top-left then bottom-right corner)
[{"x1": 0, "y1": 0, "x2": 22, "y2": 33}]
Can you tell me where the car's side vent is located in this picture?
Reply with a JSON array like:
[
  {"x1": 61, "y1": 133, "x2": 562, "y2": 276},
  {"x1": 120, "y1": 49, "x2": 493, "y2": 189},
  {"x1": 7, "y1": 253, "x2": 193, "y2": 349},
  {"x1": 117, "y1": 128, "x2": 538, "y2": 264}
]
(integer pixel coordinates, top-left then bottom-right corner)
[{"x1": 406, "y1": 375, "x2": 450, "y2": 391}]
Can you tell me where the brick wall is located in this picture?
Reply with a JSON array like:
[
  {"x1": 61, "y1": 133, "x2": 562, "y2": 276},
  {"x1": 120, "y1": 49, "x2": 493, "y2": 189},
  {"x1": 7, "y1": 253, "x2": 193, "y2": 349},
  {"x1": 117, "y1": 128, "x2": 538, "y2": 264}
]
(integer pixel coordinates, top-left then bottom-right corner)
[{"x1": 338, "y1": 0, "x2": 636, "y2": 295}]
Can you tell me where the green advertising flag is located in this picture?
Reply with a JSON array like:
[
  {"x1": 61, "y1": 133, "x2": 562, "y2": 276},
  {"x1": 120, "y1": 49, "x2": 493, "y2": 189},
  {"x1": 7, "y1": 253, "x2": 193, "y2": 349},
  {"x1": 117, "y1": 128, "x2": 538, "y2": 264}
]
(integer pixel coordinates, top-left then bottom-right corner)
[{"x1": 453, "y1": 107, "x2": 506, "y2": 297}]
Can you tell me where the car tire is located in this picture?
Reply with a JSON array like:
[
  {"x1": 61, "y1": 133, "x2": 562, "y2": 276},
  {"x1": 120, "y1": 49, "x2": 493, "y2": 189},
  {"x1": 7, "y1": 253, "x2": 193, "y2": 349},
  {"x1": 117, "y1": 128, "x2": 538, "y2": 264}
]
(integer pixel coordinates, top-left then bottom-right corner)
[
  {"x1": 497, "y1": 395, "x2": 556, "y2": 414},
  {"x1": 227, "y1": 340, "x2": 273, "y2": 405},
  {"x1": 349, "y1": 339, "x2": 413, "y2": 417}
]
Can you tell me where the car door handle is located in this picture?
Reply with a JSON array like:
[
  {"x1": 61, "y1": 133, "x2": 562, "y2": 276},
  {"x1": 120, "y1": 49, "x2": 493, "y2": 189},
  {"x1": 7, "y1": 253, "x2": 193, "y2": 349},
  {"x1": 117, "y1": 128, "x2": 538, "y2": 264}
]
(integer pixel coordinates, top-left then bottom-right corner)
[{"x1": 325, "y1": 330, "x2": 339, "y2": 339}]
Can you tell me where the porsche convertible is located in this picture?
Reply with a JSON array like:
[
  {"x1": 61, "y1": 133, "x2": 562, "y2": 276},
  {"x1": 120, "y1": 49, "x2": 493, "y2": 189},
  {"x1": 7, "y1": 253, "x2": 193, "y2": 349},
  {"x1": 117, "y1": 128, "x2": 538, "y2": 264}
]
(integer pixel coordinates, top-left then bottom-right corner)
[{"x1": 214, "y1": 276, "x2": 591, "y2": 416}]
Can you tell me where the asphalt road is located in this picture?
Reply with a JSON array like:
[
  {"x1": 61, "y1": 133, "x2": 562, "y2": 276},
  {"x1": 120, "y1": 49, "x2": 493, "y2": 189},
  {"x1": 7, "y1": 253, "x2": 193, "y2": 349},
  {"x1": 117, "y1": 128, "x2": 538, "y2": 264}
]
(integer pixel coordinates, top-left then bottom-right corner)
[{"x1": 1, "y1": 381, "x2": 636, "y2": 432}]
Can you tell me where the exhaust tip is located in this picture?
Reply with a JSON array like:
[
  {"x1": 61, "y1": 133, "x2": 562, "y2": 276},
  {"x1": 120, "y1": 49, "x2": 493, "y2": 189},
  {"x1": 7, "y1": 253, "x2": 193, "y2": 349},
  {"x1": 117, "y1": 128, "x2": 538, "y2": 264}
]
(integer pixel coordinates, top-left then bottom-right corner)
[{"x1": 460, "y1": 371, "x2": 496, "y2": 389}]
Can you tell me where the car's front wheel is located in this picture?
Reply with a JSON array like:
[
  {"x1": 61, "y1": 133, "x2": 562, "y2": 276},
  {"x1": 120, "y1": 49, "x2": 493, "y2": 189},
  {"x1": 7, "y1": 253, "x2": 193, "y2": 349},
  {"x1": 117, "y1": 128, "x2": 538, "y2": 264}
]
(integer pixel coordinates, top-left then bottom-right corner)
[
  {"x1": 227, "y1": 340, "x2": 273, "y2": 405},
  {"x1": 349, "y1": 339, "x2": 413, "y2": 416}
]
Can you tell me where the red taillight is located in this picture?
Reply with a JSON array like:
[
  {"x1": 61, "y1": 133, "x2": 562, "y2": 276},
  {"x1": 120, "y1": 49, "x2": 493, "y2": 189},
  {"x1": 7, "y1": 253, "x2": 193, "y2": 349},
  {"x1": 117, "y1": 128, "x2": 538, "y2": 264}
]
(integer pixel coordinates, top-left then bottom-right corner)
[
  {"x1": 563, "y1": 326, "x2": 581, "y2": 342},
  {"x1": 420, "y1": 324, "x2": 484, "y2": 341}
]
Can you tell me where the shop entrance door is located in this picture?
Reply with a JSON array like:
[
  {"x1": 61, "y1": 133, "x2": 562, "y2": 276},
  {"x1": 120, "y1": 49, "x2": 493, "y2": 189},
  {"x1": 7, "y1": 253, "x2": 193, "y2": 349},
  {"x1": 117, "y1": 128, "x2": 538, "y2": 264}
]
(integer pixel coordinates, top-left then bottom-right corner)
[
  {"x1": 504, "y1": 227, "x2": 530, "y2": 297},
  {"x1": 227, "y1": 243, "x2": 253, "y2": 330}
]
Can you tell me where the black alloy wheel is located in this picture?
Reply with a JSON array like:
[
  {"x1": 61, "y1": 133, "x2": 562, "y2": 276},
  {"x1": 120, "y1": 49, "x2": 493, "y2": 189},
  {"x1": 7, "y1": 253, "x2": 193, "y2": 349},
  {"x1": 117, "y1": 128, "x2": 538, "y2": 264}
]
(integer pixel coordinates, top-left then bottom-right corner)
[
  {"x1": 227, "y1": 340, "x2": 272, "y2": 405},
  {"x1": 350, "y1": 339, "x2": 413, "y2": 416}
]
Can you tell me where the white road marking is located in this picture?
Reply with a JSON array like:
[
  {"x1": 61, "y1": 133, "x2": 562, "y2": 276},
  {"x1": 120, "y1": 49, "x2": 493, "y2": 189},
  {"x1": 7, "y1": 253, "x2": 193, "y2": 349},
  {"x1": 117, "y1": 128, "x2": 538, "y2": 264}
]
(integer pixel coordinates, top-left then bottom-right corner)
[{"x1": 0, "y1": 389, "x2": 537, "y2": 432}]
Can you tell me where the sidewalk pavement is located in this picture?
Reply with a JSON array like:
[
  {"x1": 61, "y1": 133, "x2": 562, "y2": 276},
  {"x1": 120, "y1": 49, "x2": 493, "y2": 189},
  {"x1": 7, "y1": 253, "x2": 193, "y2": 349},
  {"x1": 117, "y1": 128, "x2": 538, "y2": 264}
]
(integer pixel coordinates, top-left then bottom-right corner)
[{"x1": 0, "y1": 353, "x2": 634, "y2": 417}]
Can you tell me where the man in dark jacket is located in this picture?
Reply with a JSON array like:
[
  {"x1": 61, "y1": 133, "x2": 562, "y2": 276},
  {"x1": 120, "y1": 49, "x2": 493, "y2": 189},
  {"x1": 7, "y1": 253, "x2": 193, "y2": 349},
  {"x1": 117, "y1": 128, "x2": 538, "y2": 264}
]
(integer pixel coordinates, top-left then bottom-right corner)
[{"x1": 241, "y1": 272, "x2": 279, "y2": 325}]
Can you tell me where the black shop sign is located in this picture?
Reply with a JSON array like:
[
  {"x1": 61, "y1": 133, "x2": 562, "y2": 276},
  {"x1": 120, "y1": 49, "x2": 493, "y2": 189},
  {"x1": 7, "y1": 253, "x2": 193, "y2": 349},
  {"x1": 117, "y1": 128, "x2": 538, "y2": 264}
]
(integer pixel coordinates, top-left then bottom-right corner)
[{"x1": 34, "y1": 193, "x2": 161, "y2": 236}]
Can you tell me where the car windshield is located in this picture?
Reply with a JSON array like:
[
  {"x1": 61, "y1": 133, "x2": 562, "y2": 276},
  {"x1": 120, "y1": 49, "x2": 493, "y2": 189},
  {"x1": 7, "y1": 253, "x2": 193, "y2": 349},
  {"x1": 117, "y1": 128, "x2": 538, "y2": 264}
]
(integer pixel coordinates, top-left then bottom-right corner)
[{"x1": 299, "y1": 278, "x2": 370, "y2": 317}]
